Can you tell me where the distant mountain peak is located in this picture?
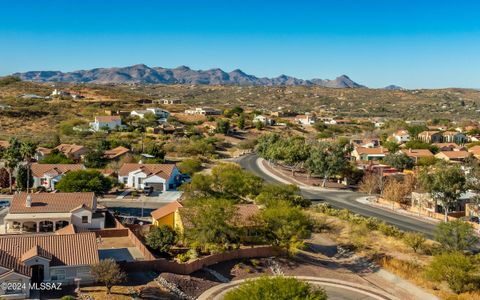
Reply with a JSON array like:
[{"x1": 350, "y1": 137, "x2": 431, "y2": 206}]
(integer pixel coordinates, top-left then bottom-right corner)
[
  {"x1": 384, "y1": 85, "x2": 404, "y2": 90},
  {"x1": 13, "y1": 64, "x2": 366, "y2": 88}
]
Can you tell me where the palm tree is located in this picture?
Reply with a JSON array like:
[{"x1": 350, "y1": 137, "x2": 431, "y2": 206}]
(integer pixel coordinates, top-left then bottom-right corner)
[
  {"x1": 20, "y1": 141, "x2": 37, "y2": 193},
  {"x1": 5, "y1": 138, "x2": 22, "y2": 193}
]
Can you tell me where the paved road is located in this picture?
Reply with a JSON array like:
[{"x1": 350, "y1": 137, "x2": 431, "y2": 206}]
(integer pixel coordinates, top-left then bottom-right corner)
[{"x1": 237, "y1": 154, "x2": 436, "y2": 238}]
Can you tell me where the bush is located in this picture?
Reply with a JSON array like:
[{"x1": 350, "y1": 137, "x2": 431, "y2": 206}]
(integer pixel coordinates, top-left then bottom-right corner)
[
  {"x1": 145, "y1": 225, "x2": 177, "y2": 254},
  {"x1": 55, "y1": 170, "x2": 113, "y2": 195},
  {"x1": 176, "y1": 252, "x2": 190, "y2": 263},
  {"x1": 224, "y1": 276, "x2": 327, "y2": 300},
  {"x1": 425, "y1": 252, "x2": 479, "y2": 294},
  {"x1": 377, "y1": 222, "x2": 404, "y2": 238},
  {"x1": 403, "y1": 232, "x2": 426, "y2": 253},
  {"x1": 177, "y1": 158, "x2": 202, "y2": 175},
  {"x1": 434, "y1": 220, "x2": 478, "y2": 252},
  {"x1": 60, "y1": 296, "x2": 76, "y2": 300}
]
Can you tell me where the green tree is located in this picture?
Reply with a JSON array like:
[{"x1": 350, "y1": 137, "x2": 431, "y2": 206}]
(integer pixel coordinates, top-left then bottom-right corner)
[
  {"x1": 216, "y1": 119, "x2": 230, "y2": 134},
  {"x1": 19, "y1": 141, "x2": 37, "y2": 193},
  {"x1": 211, "y1": 163, "x2": 263, "y2": 200},
  {"x1": 255, "y1": 121, "x2": 264, "y2": 130},
  {"x1": 383, "y1": 153, "x2": 414, "y2": 171},
  {"x1": 224, "y1": 276, "x2": 327, "y2": 300},
  {"x1": 0, "y1": 168, "x2": 9, "y2": 188},
  {"x1": 382, "y1": 141, "x2": 400, "y2": 153},
  {"x1": 144, "y1": 143, "x2": 166, "y2": 162},
  {"x1": 255, "y1": 184, "x2": 310, "y2": 208},
  {"x1": 419, "y1": 165, "x2": 467, "y2": 221},
  {"x1": 91, "y1": 259, "x2": 126, "y2": 294},
  {"x1": 145, "y1": 225, "x2": 177, "y2": 254},
  {"x1": 403, "y1": 232, "x2": 426, "y2": 253},
  {"x1": 305, "y1": 142, "x2": 351, "y2": 187},
  {"x1": 182, "y1": 198, "x2": 239, "y2": 251},
  {"x1": 2, "y1": 138, "x2": 21, "y2": 193},
  {"x1": 16, "y1": 165, "x2": 33, "y2": 192},
  {"x1": 40, "y1": 149, "x2": 75, "y2": 164},
  {"x1": 259, "y1": 201, "x2": 313, "y2": 253},
  {"x1": 177, "y1": 158, "x2": 202, "y2": 175},
  {"x1": 425, "y1": 252, "x2": 478, "y2": 294},
  {"x1": 83, "y1": 150, "x2": 107, "y2": 168},
  {"x1": 56, "y1": 170, "x2": 113, "y2": 195},
  {"x1": 237, "y1": 114, "x2": 245, "y2": 130},
  {"x1": 434, "y1": 220, "x2": 478, "y2": 252}
]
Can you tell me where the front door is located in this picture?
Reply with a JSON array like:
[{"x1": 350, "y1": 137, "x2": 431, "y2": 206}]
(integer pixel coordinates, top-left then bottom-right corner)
[{"x1": 31, "y1": 265, "x2": 44, "y2": 284}]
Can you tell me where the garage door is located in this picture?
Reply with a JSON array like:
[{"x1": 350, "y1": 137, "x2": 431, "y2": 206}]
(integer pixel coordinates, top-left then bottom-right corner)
[{"x1": 148, "y1": 183, "x2": 164, "y2": 191}]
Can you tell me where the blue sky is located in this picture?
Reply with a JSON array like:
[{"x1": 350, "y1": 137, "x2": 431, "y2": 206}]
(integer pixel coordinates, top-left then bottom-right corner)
[{"x1": 1, "y1": 0, "x2": 480, "y2": 88}]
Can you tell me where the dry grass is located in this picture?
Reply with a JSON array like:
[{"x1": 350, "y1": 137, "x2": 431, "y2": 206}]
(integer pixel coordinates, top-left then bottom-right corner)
[{"x1": 309, "y1": 210, "x2": 480, "y2": 300}]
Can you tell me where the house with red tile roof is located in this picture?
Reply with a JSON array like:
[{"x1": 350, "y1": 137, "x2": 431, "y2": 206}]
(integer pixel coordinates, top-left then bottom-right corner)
[
  {"x1": 435, "y1": 150, "x2": 471, "y2": 162},
  {"x1": 118, "y1": 163, "x2": 181, "y2": 191},
  {"x1": 0, "y1": 232, "x2": 98, "y2": 298},
  {"x1": 31, "y1": 163, "x2": 85, "y2": 190},
  {"x1": 103, "y1": 146, "x2": 130, "y2": 160},
  {"x1": 3, "y1": 192, "x2": 104, "y2": 234}
]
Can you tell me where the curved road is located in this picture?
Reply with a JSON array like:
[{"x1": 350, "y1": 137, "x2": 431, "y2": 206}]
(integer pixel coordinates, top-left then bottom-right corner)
[{"x1": 238, "y1": 154, "x2": 436, "y2": 238}]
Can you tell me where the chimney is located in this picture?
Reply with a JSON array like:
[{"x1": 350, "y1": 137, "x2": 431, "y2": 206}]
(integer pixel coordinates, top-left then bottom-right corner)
[{"x1": 26, "y1": 195, "x2": 32, "y2": 208}]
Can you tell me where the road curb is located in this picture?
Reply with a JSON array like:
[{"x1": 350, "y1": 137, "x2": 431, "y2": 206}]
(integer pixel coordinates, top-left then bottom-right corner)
[{"x1": 197, "y1": 276, "x2": 401, "y2": 300}]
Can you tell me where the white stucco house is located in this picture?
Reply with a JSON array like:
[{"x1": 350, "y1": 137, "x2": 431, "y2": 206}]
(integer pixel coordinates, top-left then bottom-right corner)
[
  {"x1": 118, "y1": 163, "x2": 181, "y2": 191},
  {"x1": 3, "y1": 192, "x2": 105, "y2": 234},
  {"x1": 295, "y1": 113, "x2": 316, "y2": 125},
  {"x1": 0, "y1": 232, "x2": 98, "y2": 299},
  {"x1": 130, "y1": 108, "x2": 170, "y2": 121},
  {"x1": 253, "y1": 115, "x2": 274, "y2": 126},
  {"x1": 90, "y1": 116, "x2": 124, "y2": 131},
  {"x1": 393, "y1": 130, "x2": 410, "y2": 143},
  {"x1": 31, "y1": 163, "x2": 85, "y2": 191}
]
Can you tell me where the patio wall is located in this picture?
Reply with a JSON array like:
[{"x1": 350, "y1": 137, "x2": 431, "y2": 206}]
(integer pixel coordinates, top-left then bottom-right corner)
[{"x1": 119, "y1": 245, "x2": 282, "y2": 274}]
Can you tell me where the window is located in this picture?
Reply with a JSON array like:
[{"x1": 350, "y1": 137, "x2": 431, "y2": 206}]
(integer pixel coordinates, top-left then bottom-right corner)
[
  {"x1": 123, "y1": 177, "x2": 128, "y2": 184},
  {"x1": 76, "y1": 266, "x2": 91, "y2": 277},
  {"x1": 51, "y1": 269, "x2": 66, "y2": 281},
  {"x1": 82, "y1": 216, "x2": 88, "y2": 223}
]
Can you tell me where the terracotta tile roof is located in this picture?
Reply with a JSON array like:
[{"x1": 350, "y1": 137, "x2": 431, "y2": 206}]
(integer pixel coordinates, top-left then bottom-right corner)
[
  {"x1": 118, "y1": 163, "x2": 177, "y2": 179},
  {"x1": 401, "y1": 149, "x2": 434, "y2": 158},
  {"x1": 21, "y1": 245, "x2": 52, "y2": 262},
  {"x1": 104, "y1": 146, "x2": 130, "y2": 159},
  {"x1": 0, "y1": 232, "x2": 99, "y2": 276},
  {"x1": 151, "y1": 201, "x2": 183, "y2": 220},
  {"x1": 95, "y1": 116, "x2": 121, "y2": 122},
  {"x1": 418, "y1": 131, "x2": 441, "y2": 136},
  {"x1": 36, "y1": 147, "x2": 53, "y2": 155},
  {"x1": 31, "y1": 163, "x2": 85, "y2": 178},
  {"x1": 354, "y1": 147, "x2": 388, "y2": 155},
  {"x1": 55, "y1": 224, "x2": 77, "y2": 235},
  {"x1": 394, "y1": 130, "x2": 409, "y2": 136},
  {"x1": 468, "y1": 145, "x2": 480, "y2": 155},
  {"x1": 443, "y1": 131, "x2": 460, "y2": 136},
  {"x1": 9, "y1": 192, "x2": 95, "y2": 214},
  {"x1": 436, "y1": 151, "x2": 470, "y2": 159},
  {"x1": 55, "y1": 144, "x2": 87, "y2": 156}
]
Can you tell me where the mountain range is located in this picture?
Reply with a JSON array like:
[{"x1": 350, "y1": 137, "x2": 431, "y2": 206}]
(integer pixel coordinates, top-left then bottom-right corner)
[{"x1": 13, "y1": 64, "x2": 366, "y2": 88}]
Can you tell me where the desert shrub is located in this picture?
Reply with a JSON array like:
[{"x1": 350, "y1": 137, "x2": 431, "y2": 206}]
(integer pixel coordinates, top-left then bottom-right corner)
[
  {"x1": 425, "y1": 252, "x2": 479, "y2": 294},
  {"x1": 434, "y1": 220, "x2": 478, "y2": 252},
  {"x1": 176, "y1": 252, "x2": 190, "y2": 263},
  {"x1": 223, "y1": 276, "x2": 327, "y2": 300},
  {"x1": 403, "y1": 232, "x2": 426, "y2": 253},
  {"x1": 377, "y1": 222, "x2": 404, "y2": 238}
]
